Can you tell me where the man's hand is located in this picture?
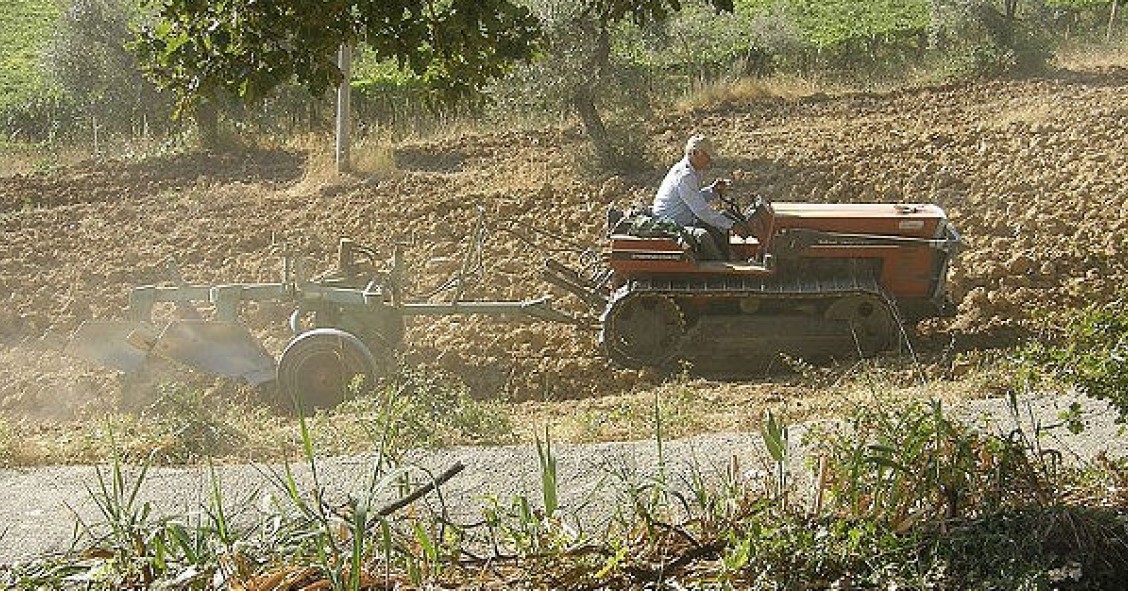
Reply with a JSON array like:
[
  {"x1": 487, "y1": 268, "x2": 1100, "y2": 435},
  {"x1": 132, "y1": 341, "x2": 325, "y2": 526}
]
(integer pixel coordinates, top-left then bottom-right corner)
[{"x1": 708, "y1": 178, "x2": 730, "y2": 196}]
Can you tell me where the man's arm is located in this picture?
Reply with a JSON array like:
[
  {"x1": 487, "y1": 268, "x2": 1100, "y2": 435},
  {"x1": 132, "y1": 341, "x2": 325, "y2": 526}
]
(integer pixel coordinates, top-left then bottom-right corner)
[{"x1": 676, "y1": 174, "x2": 734, "y2": 229}]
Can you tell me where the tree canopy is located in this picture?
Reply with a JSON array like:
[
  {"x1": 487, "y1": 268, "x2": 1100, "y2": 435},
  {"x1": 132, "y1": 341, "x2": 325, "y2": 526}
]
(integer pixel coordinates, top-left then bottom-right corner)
[
  {"x1": 132, "y1": 0, "x2": 542, "y2": 113},
  {"x1": 587, "y1": 0, "x2": 735, "y2": 23},
  {"x1": 132, "y1": 0, "x2": 738, "y2": 116}
]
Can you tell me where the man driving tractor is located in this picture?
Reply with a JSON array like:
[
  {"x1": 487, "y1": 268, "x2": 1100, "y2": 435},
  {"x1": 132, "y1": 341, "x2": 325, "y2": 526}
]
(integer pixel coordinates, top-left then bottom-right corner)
[{"x1": 651, "y1": 134, "x2": 742, "y2": 260}]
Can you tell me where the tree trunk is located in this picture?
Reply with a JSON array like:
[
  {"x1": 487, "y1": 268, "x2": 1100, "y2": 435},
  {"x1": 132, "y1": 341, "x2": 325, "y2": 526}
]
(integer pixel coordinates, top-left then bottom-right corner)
[
  {"x1": 193, "y1": 100, "x2": 219, "y2": 151},
  {"x1": 573, "y1": 88, "x2": 612, "y2": 162},
  {"x1": 999, "y1": 0, "x2": 1018, "y2": 52},
  {"x1": 572, "y1": 17, "x2": 614, "y2": 163},
  {"x1": 336, "y1": 44, "x2": 353, "y2": 174}
]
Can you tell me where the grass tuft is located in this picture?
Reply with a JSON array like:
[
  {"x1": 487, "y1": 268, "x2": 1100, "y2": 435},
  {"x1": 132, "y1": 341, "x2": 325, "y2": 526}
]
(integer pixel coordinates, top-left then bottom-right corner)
[
  {"x1": 351, "y1": 133, "x2": 399, "y2": 178},
  {"x1": 0, "y1": 417, "x2": 15, "y2": 466}
]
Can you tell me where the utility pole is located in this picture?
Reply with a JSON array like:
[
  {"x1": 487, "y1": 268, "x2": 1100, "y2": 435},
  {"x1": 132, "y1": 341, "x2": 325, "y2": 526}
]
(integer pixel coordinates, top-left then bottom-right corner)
[{"x1": 336, "y1": 44, "x2": 353, "y2": 174}]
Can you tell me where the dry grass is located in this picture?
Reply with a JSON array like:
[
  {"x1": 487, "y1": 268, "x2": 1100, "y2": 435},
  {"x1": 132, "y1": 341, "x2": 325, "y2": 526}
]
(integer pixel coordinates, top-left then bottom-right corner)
[
  {"x1": 0, "y1": 355, "x2": 1028, "y2": 468},
  {"x1": 284, "y1": 133, "x2": 346, "y2": 186},
  {"x1": 508, "y1": 357, "x2": 1017, "y2": 446},
  {"x1": 673, "y1": 71, "x2": 922, "y2": 113},
  {"x1": 676, "y1": 75, "x2": 822, "y2": 111},
  {"x1": 1055, "y1": 40, "x2": 1128, "y2": 70},
  {"x1": 0, "y1": 142, "x2": 95, "y2": 175},
  {"x1": 352, "y1": 133, "x2": 399, "y2": 177}
]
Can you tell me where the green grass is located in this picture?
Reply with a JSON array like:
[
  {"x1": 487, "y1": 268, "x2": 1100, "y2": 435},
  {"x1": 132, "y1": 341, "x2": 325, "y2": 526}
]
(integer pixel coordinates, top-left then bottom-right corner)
[{"x1": 0, "y1": 0, "x2": 59, "y2": 109}]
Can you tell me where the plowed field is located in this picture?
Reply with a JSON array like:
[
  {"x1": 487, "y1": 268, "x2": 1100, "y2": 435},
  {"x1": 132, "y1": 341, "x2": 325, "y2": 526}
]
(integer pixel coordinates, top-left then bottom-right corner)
[{"x1": 2, "y1": 69, "x2": 1126, "y2": 419}]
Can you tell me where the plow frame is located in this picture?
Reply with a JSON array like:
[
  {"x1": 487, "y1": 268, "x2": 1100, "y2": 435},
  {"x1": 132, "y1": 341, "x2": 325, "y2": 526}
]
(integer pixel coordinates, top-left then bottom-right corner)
[{"x1": 67, "y1": 237, "x2": 581, "y2": 399}]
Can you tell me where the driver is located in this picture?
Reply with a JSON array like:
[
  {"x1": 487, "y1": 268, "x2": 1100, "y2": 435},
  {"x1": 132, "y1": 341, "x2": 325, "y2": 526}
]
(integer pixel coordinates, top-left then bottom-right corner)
[{"x1": 652, "y1": 134, "x2": 736, "y2": 261}]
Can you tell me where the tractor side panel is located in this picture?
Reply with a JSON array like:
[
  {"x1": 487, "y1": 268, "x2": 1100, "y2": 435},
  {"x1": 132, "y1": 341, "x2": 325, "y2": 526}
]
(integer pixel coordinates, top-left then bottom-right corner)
[{"x1": 608, "y1": 236, "x2": 696, "y2": 274}]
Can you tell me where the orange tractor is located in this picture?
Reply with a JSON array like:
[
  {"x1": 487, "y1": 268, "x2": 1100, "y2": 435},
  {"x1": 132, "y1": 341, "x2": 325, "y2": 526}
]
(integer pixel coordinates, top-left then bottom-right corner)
[{"x1": 546, "y1": 196, "x2": 962, "y2": 373}]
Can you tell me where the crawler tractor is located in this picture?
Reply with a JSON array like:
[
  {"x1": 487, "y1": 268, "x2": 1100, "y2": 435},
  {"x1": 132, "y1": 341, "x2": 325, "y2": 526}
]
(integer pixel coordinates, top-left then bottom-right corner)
[
  {"x1": 567, "y1": 196, "x2": 962, "y2": 373},
  {"x1": 66, "y1": 197, "x2": 959, "y2": 407}
]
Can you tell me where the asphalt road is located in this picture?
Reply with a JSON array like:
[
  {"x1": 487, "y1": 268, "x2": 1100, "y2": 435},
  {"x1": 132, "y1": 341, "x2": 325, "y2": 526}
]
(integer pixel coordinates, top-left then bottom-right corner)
[
  {"x1": 0, "y1": 432, "x2": 776, "y2": 564},
  {"x1": 2, "y1": 393, "x2": 1125, "y2": 565}
]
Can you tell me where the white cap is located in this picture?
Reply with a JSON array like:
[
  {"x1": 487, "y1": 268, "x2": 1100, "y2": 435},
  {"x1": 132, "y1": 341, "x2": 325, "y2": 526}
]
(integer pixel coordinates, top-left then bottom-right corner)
[{"x1": 685, "y1": 134, "x2": 714, "y2": 157}]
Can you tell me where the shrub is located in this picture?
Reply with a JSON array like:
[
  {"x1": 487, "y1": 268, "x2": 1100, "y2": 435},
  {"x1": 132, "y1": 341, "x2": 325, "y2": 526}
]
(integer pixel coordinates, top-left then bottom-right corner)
[
  {"x1": 929, "y1": 0, "x2": 1056, "y2": 77},
  {"x1": 41, "y1": 0, "x2": 171, "y2": 141},
  {"x1": 1018, "y1": 296, "x2": 1128, "y2": 421}
]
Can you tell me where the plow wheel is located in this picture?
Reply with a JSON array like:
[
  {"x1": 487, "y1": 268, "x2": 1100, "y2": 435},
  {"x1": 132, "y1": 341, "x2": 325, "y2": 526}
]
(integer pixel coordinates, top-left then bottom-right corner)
[
  {"x1": 825, "y1": 294, "x2": 897, "y2": 355},
  {"x1": 602, "y1": 294, "x2": 685, "y2": 368},
  {"x1": 278, "y1": 328, "x2": 377, "y2": 411}
]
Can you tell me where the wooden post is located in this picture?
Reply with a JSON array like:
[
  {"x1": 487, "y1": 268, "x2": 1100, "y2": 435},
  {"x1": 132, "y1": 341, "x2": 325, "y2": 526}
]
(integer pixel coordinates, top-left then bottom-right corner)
[
  {"x1": 1110, "y1": 0, "x2": 1121, "y2": 43},
  {"x1": 335, "y1": 44, "x2": 353, "y2": 174}
]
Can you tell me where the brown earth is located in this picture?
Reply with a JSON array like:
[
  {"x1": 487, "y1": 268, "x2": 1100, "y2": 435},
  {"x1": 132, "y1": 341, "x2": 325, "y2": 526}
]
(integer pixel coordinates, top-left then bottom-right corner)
[{"x1": 1, "y1": 69, "x2": 1126, "y2": 419}]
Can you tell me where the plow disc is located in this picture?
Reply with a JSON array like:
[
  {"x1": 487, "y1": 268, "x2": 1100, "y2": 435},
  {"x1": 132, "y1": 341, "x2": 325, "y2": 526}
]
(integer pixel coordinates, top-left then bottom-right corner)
[
  {"x1": 64, "y1": 321, "x2": 155, "y2": 373},
  {"x1": 66, "y1": 320, "x2": 276, "y2": 385}
]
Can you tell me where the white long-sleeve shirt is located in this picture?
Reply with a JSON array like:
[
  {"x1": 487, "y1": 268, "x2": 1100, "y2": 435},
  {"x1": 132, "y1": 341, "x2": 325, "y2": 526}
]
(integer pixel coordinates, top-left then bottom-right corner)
[{"x1": 651, "y1": 157, "x2": 733, "y2": 230}]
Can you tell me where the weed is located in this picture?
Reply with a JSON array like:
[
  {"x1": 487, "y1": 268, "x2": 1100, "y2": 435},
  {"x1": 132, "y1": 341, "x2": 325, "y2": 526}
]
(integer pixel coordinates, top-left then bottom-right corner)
[
  {"x1": 760, "y1": 409, "x2": 789, "y2": 508},
  {"x1": 6, "y1": 396, "x2": 1128, "y2": 589},
  {"x1": 935, "y1": 504, "x2": 1128, "y2": 589},
  {"x1": 536, "y1": 427, "x2": 559, "y2": 519},
  {"x1": 73, "y1": 428, "x2": 159, "y2": 587},
  {"x1": 337, "y1": 368, "x2": 515, "y2": 456},
  {"x1": 143, "y1": 383, "x2": 245, "y2": 462},
  {"x1": 814, "y1": 398, "x2": 1054, "y2": 530},
  {"x1": 1016, "y1": 296, "x2": 1128, "y2": 421}
]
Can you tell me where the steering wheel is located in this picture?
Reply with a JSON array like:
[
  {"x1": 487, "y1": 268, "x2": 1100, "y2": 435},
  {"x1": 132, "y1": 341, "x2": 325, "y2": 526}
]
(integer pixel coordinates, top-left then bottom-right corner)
[{"x1": 716, "y1": 192, "x2": 754, "y2": 236}]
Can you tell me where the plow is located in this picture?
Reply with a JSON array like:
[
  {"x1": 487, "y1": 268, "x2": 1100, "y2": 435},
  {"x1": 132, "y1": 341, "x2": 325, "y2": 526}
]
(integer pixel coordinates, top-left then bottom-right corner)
[
  {"x1": 67, "y1": 196, "x2": 961, "y2": 407},
  {"x1": 67, "y1": 232, "x2": 580, "y2": 409}
]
